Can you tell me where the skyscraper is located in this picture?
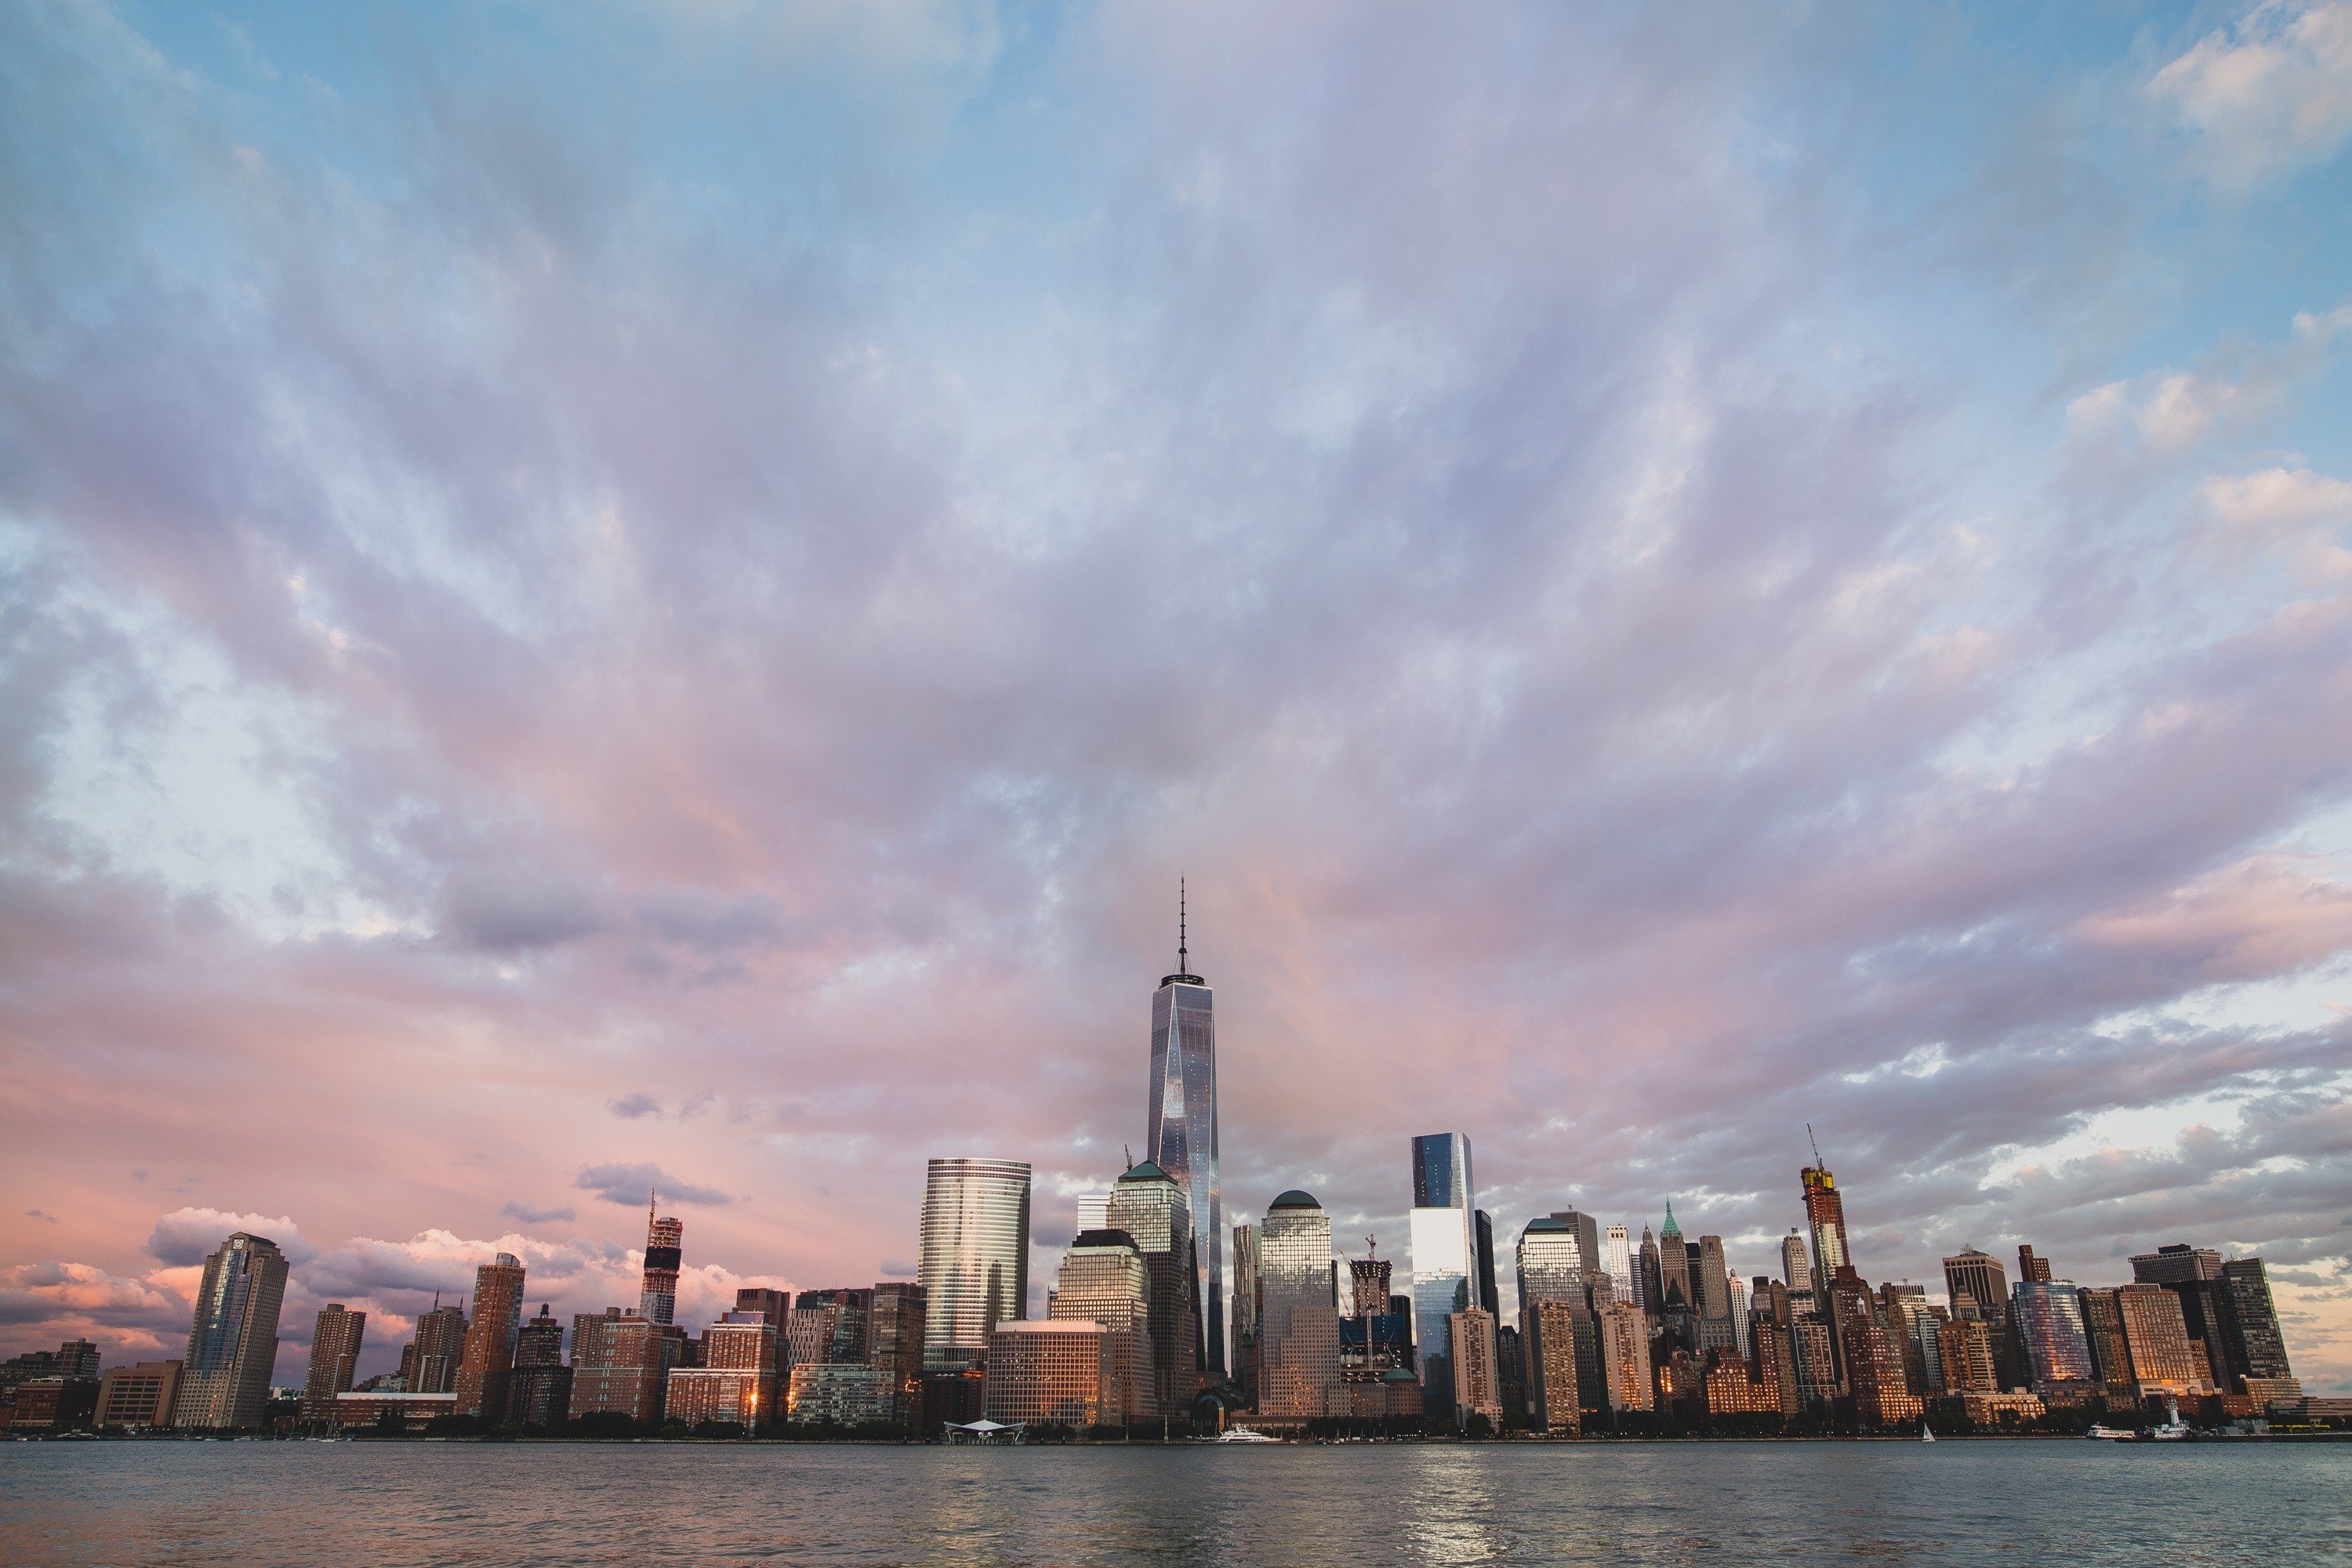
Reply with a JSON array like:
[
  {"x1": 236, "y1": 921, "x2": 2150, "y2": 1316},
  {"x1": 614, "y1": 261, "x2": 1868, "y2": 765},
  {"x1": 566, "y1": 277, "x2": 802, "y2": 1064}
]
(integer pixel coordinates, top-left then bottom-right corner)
[
  {"x1": 1146, "y1": 886, "x2": 1225, "y2": 1378},
  {"x1": 2219, "y1": 1258, "x2": 2292, "y2": 1384},
  {"x1": 1047, "y1": 1229, "x2": 1156, "y2": 1424},
  {"x1": 1106, "y1": 1160, "x2": 1204, "y2": 1413},
  {"x1": 2010, "y1": 1279, "x2": 2096, "y2": 1390},
  {"x1": 300, "y1": 1304, "x2": 366, "y2": 1428},
  {"x1": 1257, "y1": 1189, "x2": 1340, "y2": 1418},
  {"x1": 1516, "y1": 1219, "x2": 1588, "y2": 1434},
  {"x1": 1348, "y1": 1254, "x2": 1393, "y2": 1318},
  {"x1": 1943, "y1": 1247, "x2": 2017, "y2": 1388},
  {"x1": 2116, "y1": 1283, "x2": 2205, "y2": 1397},
  {"x1": 1408, "y1": 1132, "x2": 1477, "y2": 1417},
  {"x1": 641, "y1": 1202, "x2": 684, "y2": 1327},
  {"x1": 1780, "y1": 1229, "x2": 1813, "y2": 1312},
  {"x1": 406, "y1": 1299, "x2": 466, "y2": 1393},
  {"x1": 2130, "y1": 1243, "x2": 2238, "y2": 1394},
  {"x1": 918, "y1": 1157, "x2": 1032, "y2": 1370},
  {"x1": 1602, "y1": 1225, "x2": 1634, "y2": 1305},
  {"x1": 507, "y1": 1305, "x2": 572, "y2": 1425},
  {"x1": 1800, "y1": 1156, "x2": 1850, "y2": 1287},
  {"x1": 1447, "y1": 1306, "x2": 1503, "y2": 1427},
  {"x1": 455, "y1": 1253, "x2": 526, "y2": 1421},
  {"x1": 1637, "y1": 1226, "x2": 1663, "y2": 1315},
  {"x1": 1474, "y1": 1210, "x2": 1500, "y2": 1316},
  {"x1": 1231, "y1": 1221, "x2": 1262, "y2": 1406},
  {"x1": 1657, "y1": 1204, "x2": 1691, "y2": 1324},
  {"x1": 173, "y1": 1232, "x2": 289, "y2": 1431},
  {"x1": 868, "y1": 1282, "x2": 928, "y2": 1421}
]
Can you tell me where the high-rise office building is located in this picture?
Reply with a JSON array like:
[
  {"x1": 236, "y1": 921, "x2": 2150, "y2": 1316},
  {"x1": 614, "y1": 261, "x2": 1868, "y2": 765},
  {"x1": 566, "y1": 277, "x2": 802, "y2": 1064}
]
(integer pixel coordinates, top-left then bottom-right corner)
[
  {"x1": 1107, "y1": 1160, "x2": 1203, "y2": 1413},
  {"x1": 1409, "y1": 1133, "x2": 1477, "y2": 1419},
  {"x1": 1942, "y1": 1247, "x2": 2016, "y2": 1387},
  {"x1": 1258, "y1": 1189, "x2": 1340, "y2": 1419},
  {"x1": 1728, "y1": 1275, "x2": 1751, "y2": 1356},
  {"x1": 1602, "y1": 1225, "x2": 1634, "y2": 1306},
  {"x1": 1474, "y1": 1210, "x2": 1500, "y2": 1316},
  {"x1": 1047, "y1": 1229, "x2": 1156, "y2": 1424},
  {"x1": 1348, "y1": 1254, "x2": 1393, "y2": 1318},
  {"x1": 1146, "y1": 886, "x2": 1225, "y2": 1378},
  {"x1": 2116, "y1": 1283, "x2": 2206, "y2": 1398},
  {"x1": 407, "y1": 1300, "x2": 466, "y2": 1393},
  {"x1": 788, "y1": 1289, "x2": 874, "y2": 1368},
  {"x1": 2218, "y1": 1258, "x2": 2292, "y2": 1383},
  {"x1": 454, "y1": 1253, "x2": 526, "y2": 1421},
  {"x1": 1800, "y1": 1160, "x2": 1850, "y2": 1287},
  {"x1": 1447, "y1": 1306, "x2": 1502, "y2": 1427},
  {"x1": 2017, "y1": 1244, "x2": 2053, "y2": 1284},
  {"x1": 1545, "y1": 1210, "x2": 1602, "y2": 1277},
  {"x1": 1780, "y1": 1230, "x2": 1813, "y2": 1307},
  {"x1": 918, "y1": 1157, "x2": 1032, "y2": 1370},
  {"x1": 1657, "y1": 1204, "x2": 1691, "y2": 1319},
  {"x1": 867, "y1": 1282, "x2": 927, "y2": 1420},
  {"x1": 174, "y1": 1232, "x2": 289, "y2": 1431},
  {"x1": 1696, "y1": 1236, "x2": 1733, "y2": 1325},
  {"x1": 2130, "y1": 1243, "x2": 2238, "y2": 1393},
  {"x1": 2010, "y1": 1280, "x2": 2096, "y2": 1390},
  {"x1": 1232, "y1": 1221, "x2": 1262, "y2": 1406},
  {"x1": 507, "y1": 1305, "x2": 572, "y2": 1425},
  {"x1": 300, "y1": 1304, "x2": 366, "y2": 1427},
  {"x1": 2077, "y1": 1287, "x2": 2134, "y2": 1394},
  {"x1": 1516, "y1": 1217, "x2": 1595, "y2": 1421},
  {"x1": 640, "y1": 1203, "x2": 684, "y2": 1327},
  {"x1": 1637, "y1": 1226, "x2": 1663, "y2": 1316}
]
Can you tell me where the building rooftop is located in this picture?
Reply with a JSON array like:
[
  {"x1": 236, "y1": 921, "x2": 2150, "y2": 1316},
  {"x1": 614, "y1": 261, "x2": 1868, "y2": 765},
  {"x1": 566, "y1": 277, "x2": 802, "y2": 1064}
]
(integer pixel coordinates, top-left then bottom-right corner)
[{"x1": 1269, "y1": 1189, "x2": 1320, "y2": 1211}]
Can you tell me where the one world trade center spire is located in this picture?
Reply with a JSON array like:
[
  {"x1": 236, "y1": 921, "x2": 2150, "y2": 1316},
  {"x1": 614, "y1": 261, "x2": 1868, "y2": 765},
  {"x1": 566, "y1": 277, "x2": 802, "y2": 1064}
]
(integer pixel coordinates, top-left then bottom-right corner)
[{"x1": 1148, "y1": 880, "x2": 1225, "y2": 1378}]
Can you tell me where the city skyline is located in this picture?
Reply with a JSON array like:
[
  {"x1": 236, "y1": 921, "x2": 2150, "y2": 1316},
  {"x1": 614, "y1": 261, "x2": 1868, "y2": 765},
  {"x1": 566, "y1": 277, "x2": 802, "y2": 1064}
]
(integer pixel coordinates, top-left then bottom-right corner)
[{"x1": 5, "y1": 0, "x2": 2352, "y2": 1406}]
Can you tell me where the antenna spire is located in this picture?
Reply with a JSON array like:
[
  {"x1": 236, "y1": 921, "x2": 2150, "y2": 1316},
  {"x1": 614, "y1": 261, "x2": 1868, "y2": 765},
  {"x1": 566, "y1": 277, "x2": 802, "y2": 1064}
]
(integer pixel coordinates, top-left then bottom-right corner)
[{"x1": 1179, "y1": 877, "x2": 1188, "y2": 972}]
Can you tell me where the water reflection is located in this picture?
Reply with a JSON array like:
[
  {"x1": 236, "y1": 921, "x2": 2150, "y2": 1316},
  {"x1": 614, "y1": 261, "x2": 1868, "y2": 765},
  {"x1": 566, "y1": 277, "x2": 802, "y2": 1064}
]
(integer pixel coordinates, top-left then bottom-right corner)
[{"x1": 0, "y1": 1440, "x2": 2341, "y2": 1567}]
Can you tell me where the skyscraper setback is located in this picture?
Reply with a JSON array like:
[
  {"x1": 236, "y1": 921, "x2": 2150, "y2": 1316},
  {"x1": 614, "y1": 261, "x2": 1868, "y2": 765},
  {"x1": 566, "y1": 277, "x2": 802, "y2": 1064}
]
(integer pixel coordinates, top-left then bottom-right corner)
[{"x1": 1147, "y1": 884, "x2": 1225, "y2": 1377}]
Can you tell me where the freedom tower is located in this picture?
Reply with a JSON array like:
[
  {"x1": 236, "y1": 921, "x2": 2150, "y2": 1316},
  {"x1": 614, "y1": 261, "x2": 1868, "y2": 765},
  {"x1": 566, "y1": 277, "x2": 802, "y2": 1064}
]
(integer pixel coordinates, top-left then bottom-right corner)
[{"x1": 1147, "y1": 882, "x2": 1225, "y2": 1378}]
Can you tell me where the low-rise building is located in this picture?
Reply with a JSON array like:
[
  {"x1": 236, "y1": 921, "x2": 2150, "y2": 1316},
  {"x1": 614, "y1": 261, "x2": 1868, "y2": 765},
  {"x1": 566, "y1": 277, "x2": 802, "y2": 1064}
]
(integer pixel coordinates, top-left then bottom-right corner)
[
  {"x1": 95, "y1": 1361, "x2": 181, "y2": 1430},
  {"x1": 332, "y1": 1391, "x2": 457, "y2": 1432}
]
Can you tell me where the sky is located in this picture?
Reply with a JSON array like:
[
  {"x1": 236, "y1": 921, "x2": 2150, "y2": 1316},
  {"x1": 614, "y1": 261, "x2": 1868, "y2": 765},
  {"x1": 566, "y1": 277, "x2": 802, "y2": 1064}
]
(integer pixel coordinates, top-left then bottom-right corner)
[{"x1": 2, "y1": 0, "x2": 2350, "y2": 1394}]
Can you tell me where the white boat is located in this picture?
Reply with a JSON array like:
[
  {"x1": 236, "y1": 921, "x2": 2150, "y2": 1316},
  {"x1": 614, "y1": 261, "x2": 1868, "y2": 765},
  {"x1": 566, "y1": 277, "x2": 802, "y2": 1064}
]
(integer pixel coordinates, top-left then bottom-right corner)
[
  {"x1": 1214, "y1": 1427, "x2": 1279, "y2": 1443},
  {"x1": 1920, "y1": 1424, "x2": 1935, "y2": 1443},
  {"x1": 2085, "y1": 1425, "x2": 2136, "y2": 1440}
]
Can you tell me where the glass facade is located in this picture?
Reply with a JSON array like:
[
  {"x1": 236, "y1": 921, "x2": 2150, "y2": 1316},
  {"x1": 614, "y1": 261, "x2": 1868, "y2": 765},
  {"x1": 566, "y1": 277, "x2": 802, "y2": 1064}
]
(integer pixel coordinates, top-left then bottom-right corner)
[
  {"x1": 1409, "y1": 1132, "x2": 1476, "y2": 1408},
  {"x1": 1149, "y1": 973, "x2": 1224, "y2": 1379},
  {"x1": 2010, "y1": 1279, "x2": 2096, "y2": 1387},
  {"x1": 1048, "y1": 1230, "x2": 1155, "y2": 1423},
  {"x1": 1258, "y1": 1190, "x2": 1339, "y2": 1418},
  {"x1": 175, "y1": 1232, "x2": 289, "y2": 1431},
  {"x1": 918, "y1": 1157, "x2": 1032, "y2": 1370}
]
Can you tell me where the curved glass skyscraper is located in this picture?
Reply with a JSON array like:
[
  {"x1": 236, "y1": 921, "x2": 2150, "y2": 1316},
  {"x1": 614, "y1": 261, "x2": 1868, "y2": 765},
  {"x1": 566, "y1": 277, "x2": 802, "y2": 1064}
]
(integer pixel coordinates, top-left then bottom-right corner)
[
  {"x1": 918, "y1": 1156, "x2": 1032, "y2": 1370},
  {"x1": 1148, "y1": 887, "x2": 1224, "y2": 1377}
]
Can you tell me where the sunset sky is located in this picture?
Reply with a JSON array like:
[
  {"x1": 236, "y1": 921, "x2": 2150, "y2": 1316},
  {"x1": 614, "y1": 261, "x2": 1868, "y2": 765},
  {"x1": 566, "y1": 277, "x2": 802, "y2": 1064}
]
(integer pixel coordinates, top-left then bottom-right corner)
[{"x1": 3, "y1": 1, "x2": 2350, "y2": 1392}]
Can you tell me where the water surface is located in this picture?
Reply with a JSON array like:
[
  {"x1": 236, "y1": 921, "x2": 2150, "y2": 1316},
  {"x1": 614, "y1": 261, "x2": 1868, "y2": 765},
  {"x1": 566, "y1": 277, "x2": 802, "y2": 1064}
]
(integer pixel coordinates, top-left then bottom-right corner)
[{"x1": 2, "y1": 1439, "x2": 2343, "y2": 1566}]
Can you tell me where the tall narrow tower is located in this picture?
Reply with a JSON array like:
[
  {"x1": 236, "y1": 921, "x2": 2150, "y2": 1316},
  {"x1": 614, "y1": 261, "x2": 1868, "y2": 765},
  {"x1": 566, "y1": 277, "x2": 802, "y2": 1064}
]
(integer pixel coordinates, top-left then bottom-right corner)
[
  {"x1": 1147, "y1": 881, "x2": 1225, "y2": 1377},
  {"x1": 641, "y1": 1197, "x2": 684, "y2": 1327}
]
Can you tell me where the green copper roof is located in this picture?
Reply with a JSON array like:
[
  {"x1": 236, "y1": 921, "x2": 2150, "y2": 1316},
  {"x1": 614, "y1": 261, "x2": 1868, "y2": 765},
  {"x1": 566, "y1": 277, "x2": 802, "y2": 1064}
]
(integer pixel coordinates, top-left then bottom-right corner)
[
  {"x1": 1661, "y1": 1200, "x2": 1681, "y2": 1236},
  {"x1": 1522, "y1": 1215, "x2": 1571, "y2": 1233},
  {"x1": 1269, "y1": 1189, "x2": 1320, "y2": 1211},
  {"x1": 1118, "y1": 1160, "x2": 1172, "y2": 1184}
]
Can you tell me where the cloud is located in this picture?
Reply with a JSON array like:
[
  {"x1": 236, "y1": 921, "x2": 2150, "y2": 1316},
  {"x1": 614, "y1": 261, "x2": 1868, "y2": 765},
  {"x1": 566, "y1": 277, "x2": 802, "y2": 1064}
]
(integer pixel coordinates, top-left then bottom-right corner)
[
  {"x1": 575, "y1": 1163, "x2": 731, "y2": 1207},
  {"x1": 0, "y1": 2, "x2": 2350, "y2": 1390},
  {"x1": 499, "y1": 1201, "x2": 577, "y2": 1225},
  {"x1": 145, "y1": 1209, "x2": 310, "y2": 1268},
  {"x1": 2151, "y1": 1, "x2": 2352, "y2": 185}
]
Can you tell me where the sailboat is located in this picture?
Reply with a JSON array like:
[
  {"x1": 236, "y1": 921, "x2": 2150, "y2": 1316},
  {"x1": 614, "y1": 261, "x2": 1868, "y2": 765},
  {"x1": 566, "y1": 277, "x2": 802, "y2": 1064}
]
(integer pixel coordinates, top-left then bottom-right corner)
[{"x1": 1919, "y1": 1421, "x2": 1936, "y2": 1443}]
